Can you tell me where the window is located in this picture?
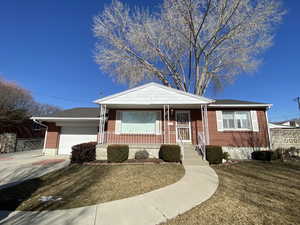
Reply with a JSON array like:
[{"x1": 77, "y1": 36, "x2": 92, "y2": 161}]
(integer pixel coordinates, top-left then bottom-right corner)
[
  {"x1": 118, "y1": 111, "x2": 161, "y2": 134},
  {"x1": 222, "y1": 111, "x2": 252, "y2": 130}
]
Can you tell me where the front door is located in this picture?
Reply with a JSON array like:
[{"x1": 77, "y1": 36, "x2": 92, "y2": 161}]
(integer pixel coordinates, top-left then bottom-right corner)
[{"x1": 175, "y1": 111, "x2": 191, "y2": 142}]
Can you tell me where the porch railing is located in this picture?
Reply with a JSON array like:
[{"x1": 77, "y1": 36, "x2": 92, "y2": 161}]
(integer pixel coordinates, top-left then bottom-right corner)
[
  {"x1": 197, "y1": 132, "x2": 206, "y2": 160},
  {"x1": 98, "y1": 131, "x2": 177, "y2": 145}
]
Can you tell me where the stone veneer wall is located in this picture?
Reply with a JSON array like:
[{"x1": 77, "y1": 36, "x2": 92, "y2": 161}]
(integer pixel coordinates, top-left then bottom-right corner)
[
  {"x1": 270, "y1": 128, "x2": 300, "y2": 149},
  {"x1": 15, "y1": 138, "x2": 44, "y2": 152},
  {"x1": 96, "y1": 144, "x2": 161, "y2": 160},
  {"x1": 0, "y1": 133, "x2": 17, "y2": 153},
  {"x1": 222, "y1": 146, "x2": 269, "y2": 160}
]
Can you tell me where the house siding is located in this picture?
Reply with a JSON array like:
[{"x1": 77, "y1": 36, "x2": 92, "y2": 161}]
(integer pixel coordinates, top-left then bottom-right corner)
[
  {"x1": 106, "y1": 109, "x2": 202, "y2": 145},
  {"x1": 105, "y1": 108, "x2": 269, "y2": 148},
  {"x1": 207, "y1": 108, "x2": 269, "y2": 147}
]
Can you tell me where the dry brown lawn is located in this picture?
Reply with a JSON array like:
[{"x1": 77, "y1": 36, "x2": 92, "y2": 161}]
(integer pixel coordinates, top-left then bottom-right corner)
[
  {"x1": 0, "y1": 164, "x2": 184, "y2": 211},
  {"x1": 162, "y1": 161, "x2": 300, "y2": 225}
]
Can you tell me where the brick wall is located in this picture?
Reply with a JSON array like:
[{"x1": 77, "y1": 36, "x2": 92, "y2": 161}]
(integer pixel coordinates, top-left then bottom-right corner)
[
  {"x1": 45, "y1": 122, "x2": 60, "y2": 148},
  {"x1": 207, "y1": 109, "x2": 269, "y2": 147},
  {"x1": 105, "y1": 108, "x2": 269, "y2": 147}
]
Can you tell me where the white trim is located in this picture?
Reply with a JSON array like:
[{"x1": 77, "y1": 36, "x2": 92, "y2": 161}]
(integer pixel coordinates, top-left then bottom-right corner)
[
  {"x1": 265, "y1": 111, "x2": 271, "y2": 149},
  {"x1": 117, "y1": 110, "x2": 161, "y2": 135},
  {"x1": 250, "y1": 110, "x2": 259, "y2": 132},
  {"x1": 216, "y1": 111, "x2": 224, "y2": 132},
  {"x1": 209, "y1": 104, "x2": 272, "y2": 108},
  {"x1": 115, "y1": 110, "x2": 121, "y2": 134},
  {"x1": 221, "y1": 111, "x2": 253, "y2": 131},
  {"x1": 175, "y1": 110, "x2": 192, "y2": 142},
  {"x1": 94, "y1": 82, "x2": 214, "y2": 104},
  {"x1": 31, "y1": 117, "x2": 100, "y2": 121},
  {"x1": 223, "y1": 128, "x2": 253, "y2": 131}
]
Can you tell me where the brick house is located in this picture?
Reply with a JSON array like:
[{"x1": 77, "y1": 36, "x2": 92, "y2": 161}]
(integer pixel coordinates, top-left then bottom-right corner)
[{"x1": 32, "y1": 82, "x2": 271, "y2": 160}]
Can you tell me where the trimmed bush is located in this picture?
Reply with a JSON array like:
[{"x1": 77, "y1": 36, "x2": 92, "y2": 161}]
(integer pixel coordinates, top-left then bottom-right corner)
[
  {"x1": 135, "y1": 150, "x2": 149, "y2": 160},
  {"x1": 107, "y1": 144, "x2": 129, "y2": 163},
  {"x1": 205, "y1": 145, "x2": 223, "y2": 164},
  {"x1": 222, "y1": 152, "x2": 230, "y2": 161},
  {"x1": 272, "y1": 149, "x2": 282, "y2": 160},
  {"x1": 159, "y1": 144, "x2": 181, "y2": 162},
  {"x1": 251, "y1": 151, "x2": 273, "y2": 161},
  {"x1": 71, "y1": 142, "x2": 96, "y2": 163}
]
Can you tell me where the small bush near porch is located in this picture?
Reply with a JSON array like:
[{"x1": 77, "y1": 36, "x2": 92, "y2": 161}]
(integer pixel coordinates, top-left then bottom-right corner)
[
  {"x1": 0, "y1": 164, "x2": 184, "y2": 211},
  {"x1": 159, "y1": 144, "x2": 181, "y2": 162},
  {"x1": 161, "y1": 161, "x2": 300, "y2": 225},
  {"x1": 71, "y1": 142, "x2": 97, "y2": 163}
]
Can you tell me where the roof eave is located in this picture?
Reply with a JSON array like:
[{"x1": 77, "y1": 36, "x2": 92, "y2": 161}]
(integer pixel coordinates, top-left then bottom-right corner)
[
  {"x1": 31, "y1": 117, "x2": 100, "y2": 122},
  {"x1": 208, "y1": 104, "x2": 272, "y2": 109}
]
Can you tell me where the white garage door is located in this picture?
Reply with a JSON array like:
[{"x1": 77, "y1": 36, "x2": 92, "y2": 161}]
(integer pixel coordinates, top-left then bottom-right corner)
[{"x1": 58, "y1": 127, "x2": 98, "y2": 155}]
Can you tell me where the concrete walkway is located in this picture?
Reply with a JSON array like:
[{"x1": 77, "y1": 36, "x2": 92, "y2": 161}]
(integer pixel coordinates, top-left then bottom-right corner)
[{"x1": 0, "y1": 164, "x2": 219, "y2": 225}]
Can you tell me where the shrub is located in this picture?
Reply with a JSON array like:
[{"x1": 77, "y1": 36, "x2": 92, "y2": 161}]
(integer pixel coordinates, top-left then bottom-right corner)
[
  {"x1": 251, "y1": 151, "x2": 273, "y2": 161},
  {"x1": 222, "y1": 152, "x2": 230, "y2": 161},
  {"x1": 135, "y1": 150, "x2": 149, "y2": 160},
  {"x1": 107, "y1": 144, "x2": 129, "y2": 163},
  {"x1": 205, "y1": 145, "x2": 223, "y2": 164},
  {"x1": 159, "y1": 144, "x2": 181, "y2": 162},
  {"x1": 71, "y1": 142, "x2": 96, "y2": 163},
  {"x1": 274, "y1": 148, "x2": 284, "y2": 158}
]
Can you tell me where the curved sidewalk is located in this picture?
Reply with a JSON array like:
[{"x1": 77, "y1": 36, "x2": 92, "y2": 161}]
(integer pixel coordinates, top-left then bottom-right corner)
[{"x1": 0, "y1": 165, "x2": 219, "y2": 225}]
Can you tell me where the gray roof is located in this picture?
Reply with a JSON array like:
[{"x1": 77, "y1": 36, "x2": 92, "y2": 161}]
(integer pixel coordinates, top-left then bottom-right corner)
[
  {"x1": 213, "y1": 99, "x2": 268, "y2": 105},
  {"x1": 273, "y1": 118, "x2": 300, "y2": 125},
  {"x1": 45, "y1": 107, "x2": 99, "y2": 118},
  {"x1": 40, "y1": 99, "x2": 269, "y2": 119}
]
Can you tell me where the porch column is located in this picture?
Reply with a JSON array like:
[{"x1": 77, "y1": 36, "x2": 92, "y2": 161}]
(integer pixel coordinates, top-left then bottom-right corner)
[
  {"x1": 200, "y1": 104, "x2": 210, "y2": 145},
  {"x1": 204, "y1": 104, "x2": 210, "y2": 144},
  {"x1": 163, "y1": 104, "x2": 170, "y2": 144},
  {"x1": 98, "y1": 104, "x2": 107, "y2": 144}
]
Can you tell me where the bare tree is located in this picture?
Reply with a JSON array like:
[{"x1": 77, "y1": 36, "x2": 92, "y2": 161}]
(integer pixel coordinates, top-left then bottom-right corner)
[
  {"x1": 0, "y1": 78, "x2": 60, "y2": 121},
  {"x1": 93, "y1": 0, "x2": 284, "y2": 95}
]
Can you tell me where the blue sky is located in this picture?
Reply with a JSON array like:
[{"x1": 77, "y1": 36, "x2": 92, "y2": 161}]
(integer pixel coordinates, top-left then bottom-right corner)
[{"x1": 0, "y1": 0, "x2": 299, "y2": 122}]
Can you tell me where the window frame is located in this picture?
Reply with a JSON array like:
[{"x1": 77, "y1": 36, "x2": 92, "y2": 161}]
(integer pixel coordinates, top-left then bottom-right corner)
[
  {"x1": 118, "y1": 110, "x2": 161, "y2": 135},
  {"x1": 222, "y1": 110, "x2": 252, "y2": 131}
]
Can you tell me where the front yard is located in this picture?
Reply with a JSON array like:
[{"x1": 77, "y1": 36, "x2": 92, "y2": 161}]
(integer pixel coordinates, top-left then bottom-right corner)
[
  {"x1": 0, "y1": 164, "x2": 184, "y2": 211},
  {"x1": 162, "y1": 161, "x2": 300, "y2": 225}
]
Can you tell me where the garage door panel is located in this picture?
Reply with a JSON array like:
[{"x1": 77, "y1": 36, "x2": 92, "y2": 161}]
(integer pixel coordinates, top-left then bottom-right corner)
[{"x1": 58, "y1": 127, "x2": 97, "y2": 155}]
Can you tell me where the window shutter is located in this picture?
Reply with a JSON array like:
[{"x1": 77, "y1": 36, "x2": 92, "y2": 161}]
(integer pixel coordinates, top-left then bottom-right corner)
[
  {"x1": 251, "y1": 110, "x2": 259, "y2": 132},
  {"x1": 115, "y1": 111, "x2": 121, "y2": 134},
  {"x1": 216, "y1": 111, "x2": 224, "y2": 132},
  {"x1": 156, "y1": 111, "x2": 161, "y2": 134}
]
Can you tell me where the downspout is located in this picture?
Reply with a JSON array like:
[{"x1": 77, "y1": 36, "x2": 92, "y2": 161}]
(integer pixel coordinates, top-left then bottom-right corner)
[
  {"x1": 265, "y1": 108, "x2": 272, "y2": 150},
  {"x1": 32, "y1": 119, "x2": 48, "y2": 155}
]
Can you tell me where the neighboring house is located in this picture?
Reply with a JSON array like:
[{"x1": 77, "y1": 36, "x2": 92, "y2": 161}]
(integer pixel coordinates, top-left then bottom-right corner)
[
  {"x1": 32, "y1": 82, "x2": 271, "y2": 159},
  {"x1": 0, "y1": 119, "x2": 45, "y2": 153},
  {"x1": 271, "y1": 119, "x2": 300, "y2": 128}
]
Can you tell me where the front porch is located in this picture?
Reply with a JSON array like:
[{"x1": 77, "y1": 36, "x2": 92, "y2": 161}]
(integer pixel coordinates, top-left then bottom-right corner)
[
  {"x1": 97, "y1": 106, "x2": 209, "y2": 146},
  {"x1": 94, "y1": 83, "x2": 213, "y2": 160},
  {"x1": 96, "y1": 105, "x2": 210, "y2": 162}
]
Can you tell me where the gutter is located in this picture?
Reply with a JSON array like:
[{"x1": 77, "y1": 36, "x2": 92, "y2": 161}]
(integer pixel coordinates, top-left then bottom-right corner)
[
  {"x1": 208, "y1": 104, "x2": 273, "y2": 108},
  {"x1": 32, "y1": 119, "x2": 48, "y2": 155}
]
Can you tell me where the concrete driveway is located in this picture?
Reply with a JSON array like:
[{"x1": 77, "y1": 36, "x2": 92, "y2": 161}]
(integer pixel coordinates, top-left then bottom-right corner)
[{"x1": 0, "y1": 150, "x2": 69, "y2": 190}]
